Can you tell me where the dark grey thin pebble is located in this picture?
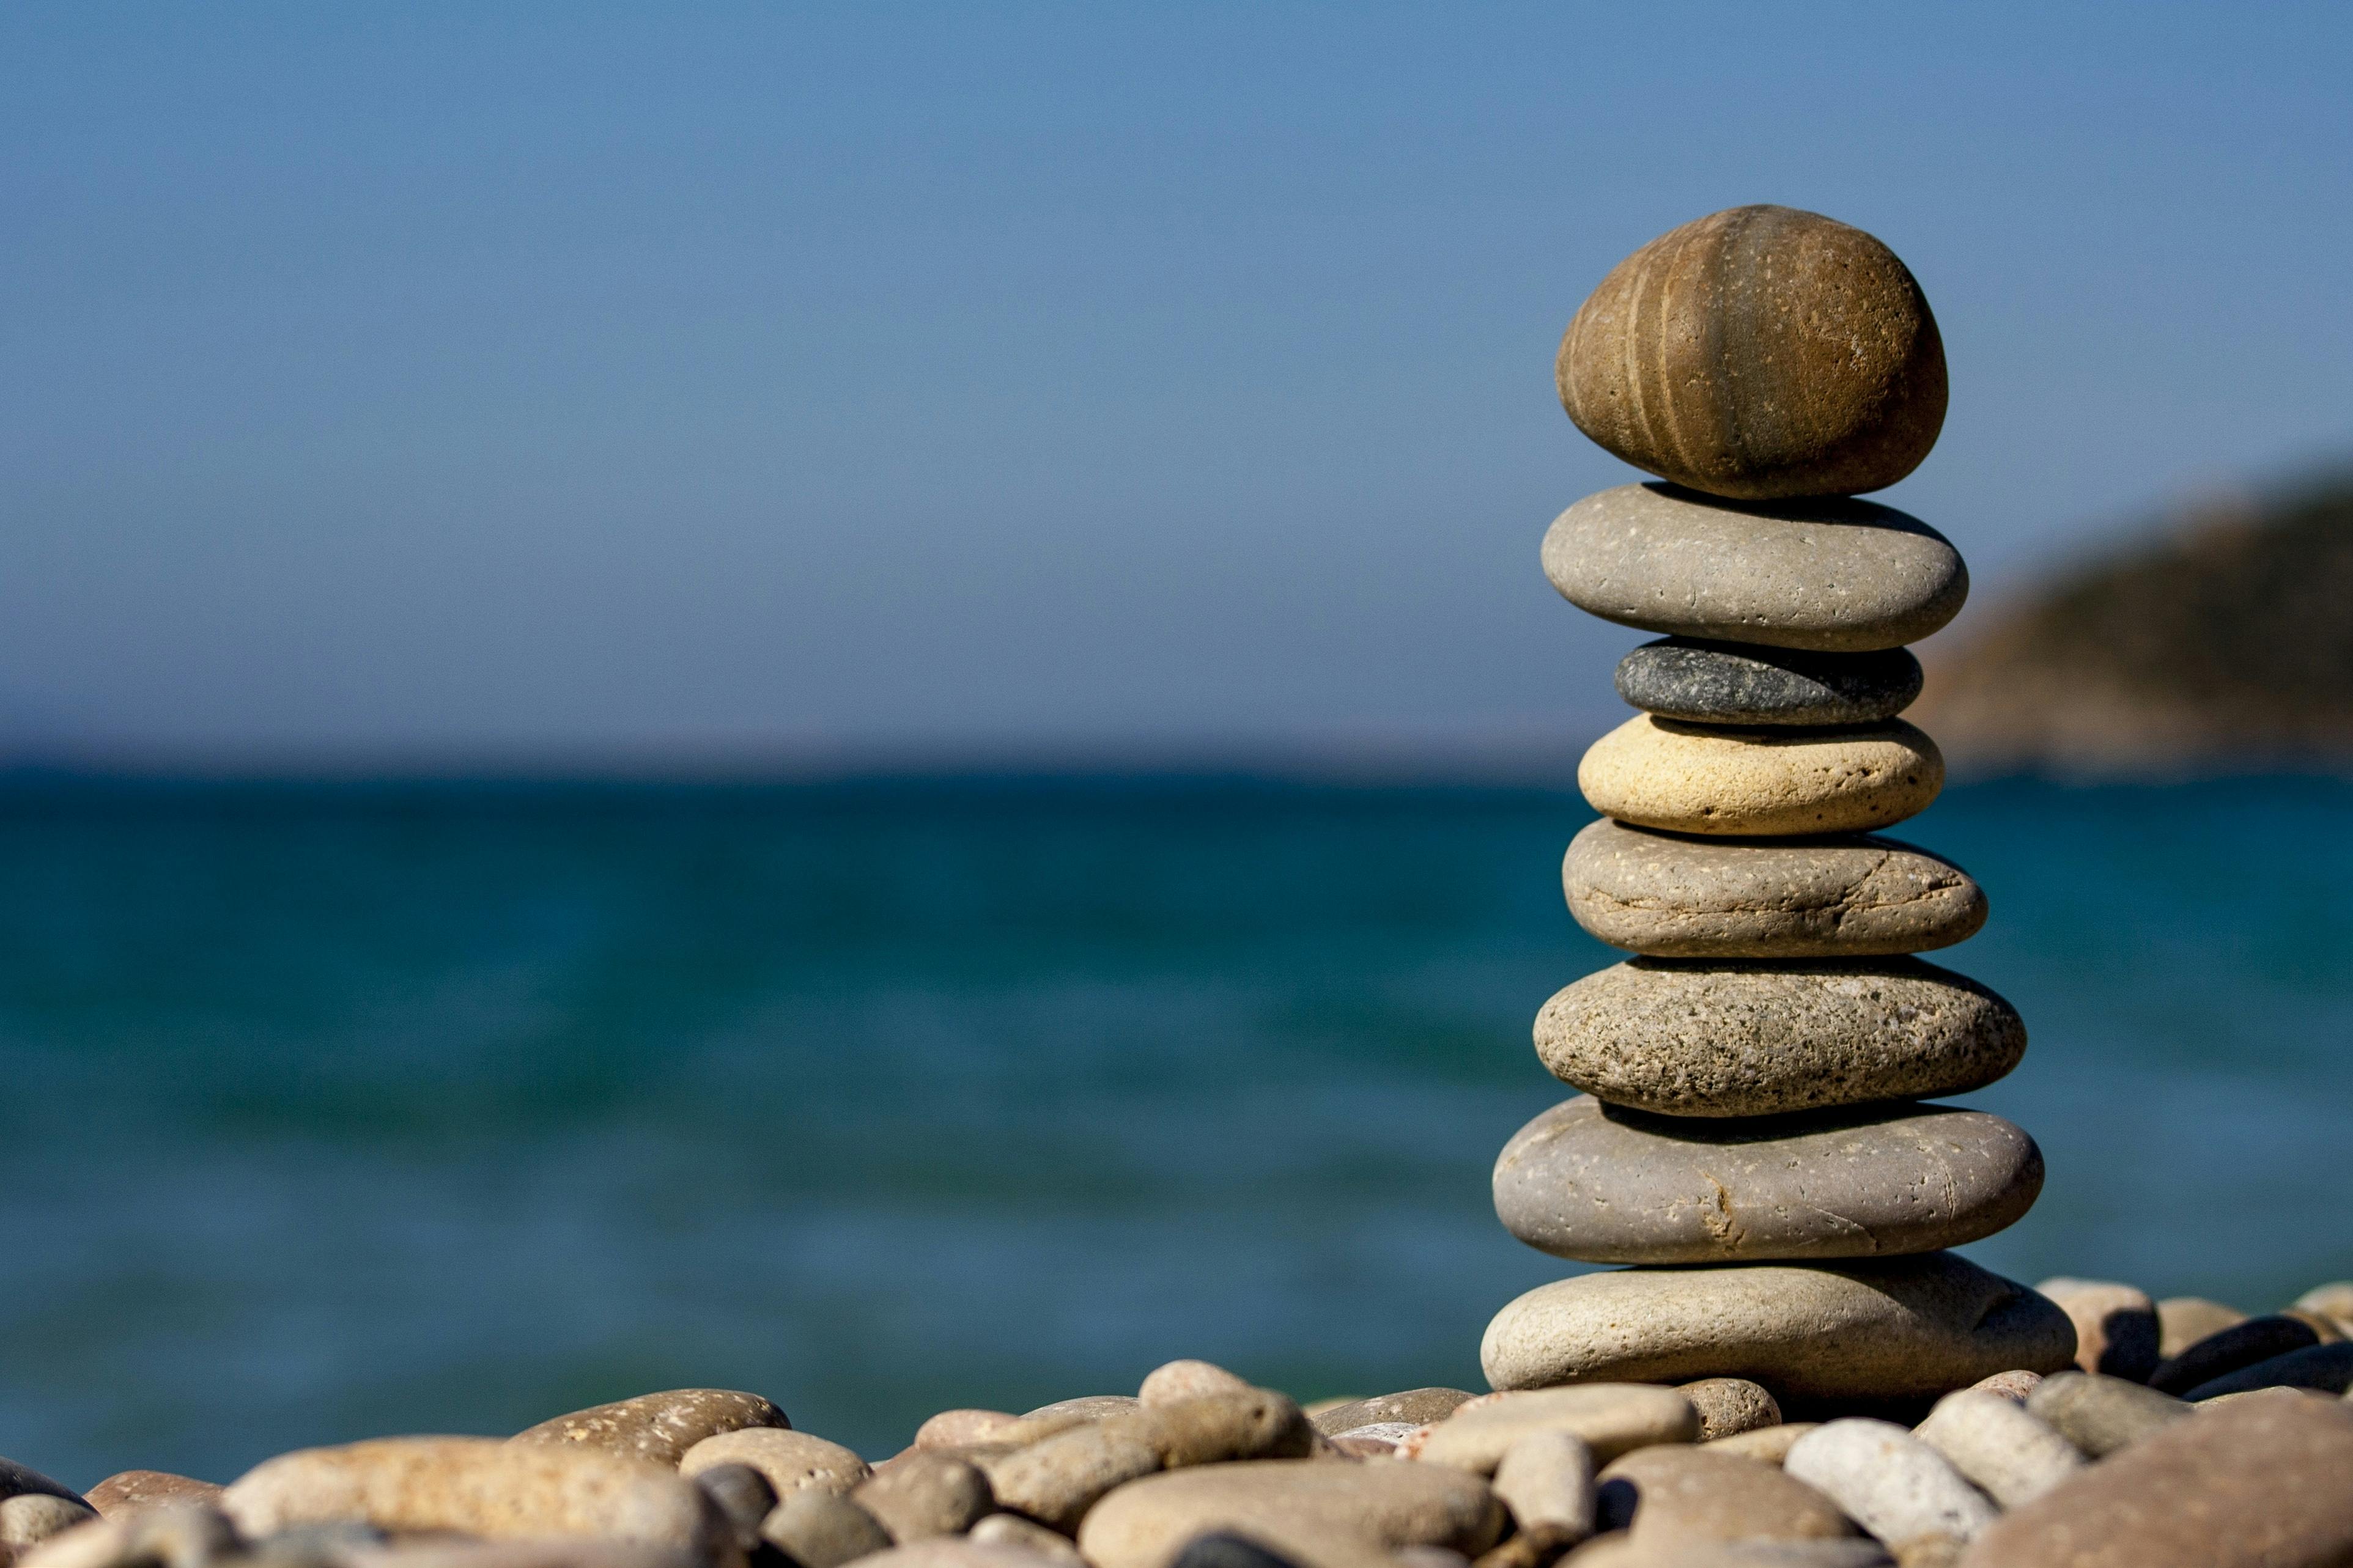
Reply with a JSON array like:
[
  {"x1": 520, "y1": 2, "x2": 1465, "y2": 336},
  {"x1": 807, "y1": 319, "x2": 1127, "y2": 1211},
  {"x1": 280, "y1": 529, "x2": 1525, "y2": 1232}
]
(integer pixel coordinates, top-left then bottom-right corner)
[{"x1": 1616, "y1": 638, "x2": 1924, "y2": 726}]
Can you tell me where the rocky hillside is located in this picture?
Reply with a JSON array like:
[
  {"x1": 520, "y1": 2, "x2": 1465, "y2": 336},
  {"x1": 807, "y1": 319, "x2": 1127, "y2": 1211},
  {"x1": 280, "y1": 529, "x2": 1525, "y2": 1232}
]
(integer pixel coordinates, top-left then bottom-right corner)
[{"x1": 1917, "y1": 475, "x2": 2353, "y2": 773}]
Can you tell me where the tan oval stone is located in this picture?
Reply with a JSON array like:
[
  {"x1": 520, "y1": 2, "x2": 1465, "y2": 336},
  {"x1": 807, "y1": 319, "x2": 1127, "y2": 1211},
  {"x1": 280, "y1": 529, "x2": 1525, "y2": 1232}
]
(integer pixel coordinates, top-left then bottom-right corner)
[
  {"x1": 915, "y1": 1412, "x2": 1027, "y2": 1451},
  {"x1": 760, "y1": 1490, "x2": 894, "y2": 1568},
  {"x1": 681, "y1": 1429, "x2": 871, "y2": 1498},
  {"x1": 1310, "y1": 1391, "x2": 1474, "y2": 1438},
  {"x1": 1579, "y1": 716, "x2": 1943, "y2": 837},
  {"x1": 2032, "y1": 1279, "x2": 2159, "y2": 1382},
  {"x1": 1563, "y1": 820, "x2": 1984, "y2": 959},
  {"x1": 1597, "y1": 1446, "x2": 1855, "y2": 1548},
  {"x1": 1910, "y1": 1390, "x2": 2082, "y2": 1509},
  {"x1": 851, "y1": 1452, "x2": 993, "y2": 1542},
  {"x1": 510, "y1": 1389, "x2": 787, "y2": 1468},
  {"x1": 1483, "y1": 1254, "x2": 2075, "y2": 1401},
  {"x1": 1417, "y1": 1386, "x2": 1699, "y2": 1473},
  {"x1": 1557, "y1": 206, "x2": 1946, "y2": 499},
  {"x1": 2292, "y1": 1281, "x2": 2353, "y2": 1333},
  {"x1": 1, "y1": 1495, "x2": 98, "y2": 1548},
  {"x1": 1702, "y1": 1423, "x2": 1819, "y2": 1466},
  {"x1": 1676, "y1": 1381, "x2": 1781, "y2": 1443},
  {"x1": 2023, "y1": 1372, "x2": 2190, "y2": 1457},
  {"x1": 979, "y1": 1426, "x2": 1160, "y2": 1534},
  {"x1": 1076, "y1": 1462, "x2": 1505, "y2": 1568},
  {"x1": 2155, "y1": 1297, "x2": 2247, "y2": 1359},
  {"x1": 1532, "y1": 960, "x2": 2027, "y2": 1119},
  {"x1": 1491, "y1": 1430, "x2": 1595, "y2": 1538},
  {"x1": 82, "y1": 1473, "x2": 221, "y2": 1523},
  {"x1": 1138, "y1": 1361, "x2": 1255, "y2": 1406}
]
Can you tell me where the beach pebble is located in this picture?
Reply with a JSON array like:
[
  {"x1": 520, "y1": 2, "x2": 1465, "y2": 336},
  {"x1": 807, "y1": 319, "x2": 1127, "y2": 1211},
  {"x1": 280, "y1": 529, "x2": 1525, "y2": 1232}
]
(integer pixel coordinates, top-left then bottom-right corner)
[
  {"x1": 1123, "y1": 1393, "x2": 1317, "y2": 1468},
  {"x1": 220, "y1": 1437, "x2": 723, "y2": 1553},
  {"x1": 1556, "y1": 205, "x2": 1946, "y2": 500},
  {"x1": 2292, "y1": 1281, "x2": 2353, "y2": 1332},
  {"x1": 2, "y1": 1495, "x2": 98, "y2": 1548},
  {"x1": 2155, "y1": 1297, "x2": 2247, "y2": 1358},
  {"x1": 980, "y1": 1426, "x2": 1160, "y2": 1534},
  {"x1": 0, "y1": 1462, "x2": 85, "y2": 1511},
  {"x1": 1416, "y1": 1386, "x2": 1698, "y2": 1473},
  {"x1": 1532, "y1": 960, "x2": 2026, "y2": 1119},
  {"x1": 688, "y1": 1462, "x2": 775, "y2": 1538},
  {"x1": 2148, "y1": 1314, "x2": 2319, "y2": 1395},
  {"x1": 917, "y1": 1413, "x2": 1028, "y2": 1452},
  {"x1": 18, "y1": 1506, "x2": 240, "y2": 1568},
  {"x1": 1024, "y1": 1398, "x2": 1137, "y2": 1423},
  {"x1": 1483, "y1": 1254, "x2": 2074, "y2": 1401},
  {"x1": 761, "y1": 1489, "x2": 895, "y2": 1568},
  {"x1": 2032, "y1": 1279, "x2": 2160, "y2": 1383},
  {"x1": 852, "y1": 1453, "x2": 994, "y2": 1542},
  {"x1": 1166, "y1": 1537, "x2": 1304, "y2": 1568},
  {"x1": 970, "y1": 1513, "x2": 1086, "y2": 1565},
  {"x1": 1962, "y1": 1371, "x2": 2041, "y2": 1405},
  {"x1": 1615, "y1": 640, "x2": 1925, "y2": 729},
  {"x1": 1562, "y1": 821, "x2": 1982, "y2": 960},
  {"x1": 1076, "y1": 1461, "x2": 1506, "y2": 1568},
  {"x1": 1910, "y1": 1391, "x2": 2081, "y2": 1509},
  {"x1": 1564, "y1": 1544, "x2": 1893, "y2": 1568},
  {"x1": 1674, "y1": 1382, "x2": 1780, "y2": 1444},
  {"x1": 1702, "y1": 1424, "x2": 1820, "y2": 1467},
  {"x1": 1310, "y1": 1392, "x2": 1474, "y2": 1438},
  {"x1": 1139, "y1": 1363, "x2": 1256, "y2": 1407},
  {"x1": 83, "y1": 1474, "x2": 224, "y2": 1523},
  {"x1": 1784, "y1": 1421, "x2": 1993, "y2": 1553},
  {"x1": 1956, "y1": 1388, "x2": 2353, "y2": 1567},
  {"x1": 1597, "y1": 1446, "x2": 1854, "y2": 1548},
  {"x1": 1494, "y1": 1096, "x2": 2039, "y2": 1264},
  {"x1": 2022, "y1": 1372, "x2": 2190, "y2": 1457},
  {"x1": 1578, "y1": 717, "x2": 1944, "y2": 839},
  {"x1": 509, "y1": 1388, "x2": 787, "y2": 1468},
  {"x1": 852, "y1": 1541, "x2": 1086, "y2": 1568},
  {"x1": 1332, "y1": 1423, "x2": 1420, "y2": 1446},
  {"x1": 2182, "y1": 1341, "x2": 2353, "y2": 1401},
  {"x1": 2283, "y1": 1308, "x2": 2346, "y2": 1343},
  {"x1": 1542, "y1": 487, "x2": 1965, "y2": 653},
  {"x1": 682, "y1": 1428, "x2": 871, "y2": 1497},
  {"x1": 1491, "y1": 1432, "x2": 1595, "y2": 1540}
]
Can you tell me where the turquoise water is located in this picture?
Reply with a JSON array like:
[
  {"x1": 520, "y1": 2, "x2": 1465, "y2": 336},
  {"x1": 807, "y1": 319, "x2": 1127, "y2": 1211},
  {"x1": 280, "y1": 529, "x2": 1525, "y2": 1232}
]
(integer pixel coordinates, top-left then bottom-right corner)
[{"x1": 1, "y1": 775, "x2": 2348, "y2": 1487}]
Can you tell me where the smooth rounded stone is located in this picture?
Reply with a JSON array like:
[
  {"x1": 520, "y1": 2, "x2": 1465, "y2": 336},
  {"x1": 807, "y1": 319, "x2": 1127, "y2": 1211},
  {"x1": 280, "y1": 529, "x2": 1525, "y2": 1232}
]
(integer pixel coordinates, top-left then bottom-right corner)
[
  {"x1": 1167, "y1": 1537, "x2": 1301, "y2": 1568},
  {"x1": 1076, "y1": 1462, "x2": 1506, "y2": 1568},
  {"x1": 917, "y1": 1413, "x2": 1027, "y2": 1451},
  {"x1": 1494, "y1": 1096, "x2": 2039, "y2": 1263},
  {"x1": 2031, "y1": 1279, "x2": 2160, "y2": 1383},
  {"x1": 1331, "y1": 1424, "x2": 1420, "y2": 1446},
  {"x1": 851, "y1": 1453, "x2": 993, "y2": 1543},
  {"x1": 1310, "y1": 1392, "x2": 1474, "y2": 1438},
  {"x1": 0, "y1": 1461, "x2": 84, "y2": 1509},
  {"x1": 1579, "y1": 718, "x2": 1943, "y2": 839},
  {"x1": 761, "y1": 1489, "x2": 895, "y2": 1568},
  {"x1": 1532, "y1": 960, "x2": 2026, "y2": 1120},
  {"x1": 1908, "y1": 1391, "x2": 2080, "y2": 1509},
  {"x1": 1139, "y1": 1363, "x2": 1255, "y2": 1406},
  {"x1": 2, "y1": 1496, "x2": 98, "y2": 1548},
  {"x1": 1956, "y1": 1390, "x2": 2353, "y2": 1568},
  {"x1": 84, "y1": 1474, "x2": 224, "y2": 1522},
  {"x1": 1617, "y1": 641, "x2": 1925, "y2": 730},
  {"x1": 1492, "y1": 1432, "x2": 1595, "y2": 1539},
  {"x1": 1562, "y1": 821, "x2": 1981, "y2": 960},
  {"x1": 2292, "y1": 1281, "x2": 2353, "y2": 1331},
  {"x1": 1676, "y1": 1383, "x2": 1781, "y2": 1444},
  {"x1": 970, "y1": 1515, "x2": 1085, "y2": 1566},
  {"x1": 1483, "y1": 1254, "x2": 2075, "y2": 1401},
  {"x1": 1417, "y1": 1386, "x2": 1699, "y2": 1474},
  {"x1": 1556, "y1": 207, "x2": 1946, "y2": 500},
  {"x1": 1783, "y1": 1422, "x2": 1992, "y2": 1551},
  {"x1": 509, "y1": 1389, "x2": 787, "y2": 1468},
  {"x1": 852, "y1": 1542, "x2": 1082, "y2": 1568},
  {"x1": 1961, "y1": 1371, "x2": 2040, "y2": 1405},
  {"x1": 2184, "y1": 1341, "x2": 2353, "y2": 1401},
  {"x1": 980, "y1": 1427, "x2": 1159, "y2": 1534},
  {"x1": 1024, "y1": 1397, "x2": 1137, "y2": 1422},
  {"x1": 1561, "y1": 1542, "x2": 1892, "y2": 1568},
  {"x1": 1119, "y1": 1393, "x2": 1317, "y2": 1469},
  {"x1": 2021, "y1": 1372, "x2": 2189, "y2": 1457},
  {"x1": 2155, "y1": 1297, "x2": 2246, "y2": 1358},
  {"x1": 1701, "y1": 1426, "x2": 1819, "y2": 1467},
  {"x1": 18, "y1": 1505, "x2": 238, "y2": 1568},
  {"x1": 1543, "y1": 488, "x2": 1965, "y2": 654},
  {"x1": 690, "y1": 1462, "x2": 778, "y2": 1540},
  {"x1": 2148, "y1": 1314, "x2": 2319, "y2": 1395},
  {"x1": 221, "y1": 1438, "x2": 723, "y2": 1553},
  {"x1": 682, "y1": 1429, "x2": 871, "y2": 1498},
  {"x1": 1597, "y1": 1447, "x2": 1853, "y2": 1550}
]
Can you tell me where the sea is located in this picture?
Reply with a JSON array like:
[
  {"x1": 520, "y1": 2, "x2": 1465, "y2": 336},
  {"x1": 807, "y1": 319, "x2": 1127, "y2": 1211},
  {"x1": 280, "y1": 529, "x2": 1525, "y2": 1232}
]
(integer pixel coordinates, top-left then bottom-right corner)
[{"x1": 1, "y1": 773, "x2": 2347, "y2": 1488}]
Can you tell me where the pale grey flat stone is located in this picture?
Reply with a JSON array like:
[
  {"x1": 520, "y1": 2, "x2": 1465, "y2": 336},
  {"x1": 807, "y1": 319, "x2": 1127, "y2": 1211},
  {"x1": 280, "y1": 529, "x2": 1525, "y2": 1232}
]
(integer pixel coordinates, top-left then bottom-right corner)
[
  {"x1": 1911, "y1": 1389, "x2": 2083, "y2": 1508},
  {"x1": 1783, "y1": 1420, "x2": 1994, "y2": 1548}
]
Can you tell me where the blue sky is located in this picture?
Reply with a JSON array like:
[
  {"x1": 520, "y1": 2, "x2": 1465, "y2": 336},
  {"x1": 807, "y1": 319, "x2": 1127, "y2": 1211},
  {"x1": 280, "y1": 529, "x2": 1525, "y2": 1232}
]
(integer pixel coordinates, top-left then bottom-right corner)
[{"x1": 3, "y1": 3, "x2": 2349, "y2": 765}]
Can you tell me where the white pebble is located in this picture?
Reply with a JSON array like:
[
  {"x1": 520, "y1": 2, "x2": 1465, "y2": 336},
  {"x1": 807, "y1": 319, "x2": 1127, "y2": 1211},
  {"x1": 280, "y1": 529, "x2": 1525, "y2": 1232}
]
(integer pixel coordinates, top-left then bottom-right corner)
[
  {"x1": 1913, "y1": 1389, "x2": 2085, "y2": 1508},
  {"x1": 1784, "y1": 1418, "x2": 1997, "y2": 1547}
]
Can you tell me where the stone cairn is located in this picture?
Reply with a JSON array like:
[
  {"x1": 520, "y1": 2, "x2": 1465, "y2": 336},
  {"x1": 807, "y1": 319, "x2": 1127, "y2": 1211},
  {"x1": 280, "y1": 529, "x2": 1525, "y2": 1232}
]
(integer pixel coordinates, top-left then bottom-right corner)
[{"x1": 1480, "y1": 206, "x2": 2080, "y2": 1410}]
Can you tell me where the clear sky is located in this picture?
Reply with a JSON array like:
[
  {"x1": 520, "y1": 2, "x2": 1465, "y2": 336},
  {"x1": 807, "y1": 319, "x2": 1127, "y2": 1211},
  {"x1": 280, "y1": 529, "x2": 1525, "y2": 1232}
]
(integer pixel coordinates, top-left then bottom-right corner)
[{"x1": 4, "y1": 2, "x2": 2350, "y2": 768}]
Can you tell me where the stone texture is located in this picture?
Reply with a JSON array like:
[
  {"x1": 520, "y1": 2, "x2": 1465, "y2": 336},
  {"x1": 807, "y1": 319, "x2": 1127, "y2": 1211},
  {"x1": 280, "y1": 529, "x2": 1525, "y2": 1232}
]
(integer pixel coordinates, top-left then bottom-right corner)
[
  {"x1": 1578, "y1": 717, "x2": 1944, "y2": 837},
  {"x1": 2182, "y1": 1341, "x2": 2353, "y2": 1400},
  {"x1": 1310, "y1": 1391, "x2": 1474, "y2": 1438},
  {"x1": 690, "y1": 1462, "x2": 777, "y2": 1540},
  {"x1": 681, "y1": 1429, "x2": 870, "y2": 1498},
  {"x1": 1482, "y1": 1254, "x2": 2075, "y2": 1401},
  {"x1": 1963, "y1": 1371, "x2": 2042, "y2": 1404},
  {"x1": 1677, "y1": 1382, "x2": 1781, "y2": 1443},
  {"x1": 509, "y1": 1389, "x2": 786, "y2": 1468},
  {"x1": 761, "y1": 1490, "x2": 894, "y2": 1568},
  {"x1": 1557, "y1": 207, "x2": 1946, "y2": 499},
  {"x1": 1782, "y1": 1422, "x2": 1993, "y2": 1552},
  {"x1": 2031, "y1": 1279, "x2": 2160, "y2": 1382},
  {"x1": 980, "y1": 1427, "x2": 1160, "y2": 1534},
  {"x1": 1, "y1": 1495, "x2": 98, "y2": 1548},
  {"x1": 84, "y1": 1473, "x2": 223, "y2": 1523},
  {"x1": 2022, "y1": 1372, "x2": 2189, "y2": 1457},
  {"x1": 2148, "y1": 1314, "x2": 2319, "y2": 1394},
  {"x1": 970, "y1": 1514, "x2": 1086, "y2": 1565},
  {"x1": 0, "y1": 1462, "x2": 83, "y2": 1509},
  {"x1": 1416, "y1": 1386, "x2": 1699, "y2": 1473},
  {"x1": 1595, "y1": 1447, "x2": 1853, "y2": 1550},
  {"x1": 1562, "y1": 822, "x2": 1982, "y2": 960},
  {"x1": 1702, "y1": 1425, "x2": 1819, "y2": 1467},
  {"x1": 1492, "y1": 1431, "x2": 1595, "y2": 1539},
  {"x1": 1494, "y1": 1096, "x2": 2040, "y2": 1262},
  {"x1": 1956, "y1": 1390, "x2": 2353, "y2": 1568},
  {"x1": 2292, "y1": 1281, "x2": 2353, "y2": 1331},
  {"x1": 1910, "y1": 1391, "x2": 2081, "y2": 1508},
  {"x1": 1138, "y1": 1362, "x2": 1255, "y2": 1407},
  {"x1": 854, "y1": 1542, "x2": 1084, "y2": 1568},
  {"x1": 1532, "y1": 960, "x2": 2027, "y2": 1119},
  {"x1": 1024, "y1": 1397, "x2": 1137, "y2": 1422},
  {"x1": 220, "y1": 1437, "x2": 725, "y2": 1553},
  {"x1": 851, "y1": 1453, "x2": 993, "y2": 1542},
  {"x1": 2155, "y1": 1297, "x2": 2247, "y2": 1358},
  {"x1": 1076, "y1": 1462, "x2": 1507, "y2": 1568},
  {"x1": 917, "y1": 1412, "x2": 1029, "y2": 1451},
  {"x1": 1542, "y1": 487, "x2": 1965, "y2": 653},
  {"x1": 1616, "y1": 640, "x2": 1925, "y2": 729}
]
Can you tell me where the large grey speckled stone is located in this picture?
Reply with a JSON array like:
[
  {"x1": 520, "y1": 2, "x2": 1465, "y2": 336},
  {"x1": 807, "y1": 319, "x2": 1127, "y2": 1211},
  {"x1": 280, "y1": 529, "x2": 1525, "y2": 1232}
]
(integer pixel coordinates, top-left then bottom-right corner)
[
  {"x1": 1533, "y1": 957, "x2": 2028, "y2": 1117},
  {"x1": 1563, "y1": 819, "x2": 1985, "y2": 958},
  {"x1": 1616, "y1": 639, "x2": 1924, "y2": 726},
  {"x1": 1481, "y1": 1253, "x2": 2076, "y2": 1401},
  {"x1": 1492, "y1": 1096, "x2": 2042, "y2": 1264},
  {"x1": 1542, "y1": 484, "x2": 1967, "y2": 652}
]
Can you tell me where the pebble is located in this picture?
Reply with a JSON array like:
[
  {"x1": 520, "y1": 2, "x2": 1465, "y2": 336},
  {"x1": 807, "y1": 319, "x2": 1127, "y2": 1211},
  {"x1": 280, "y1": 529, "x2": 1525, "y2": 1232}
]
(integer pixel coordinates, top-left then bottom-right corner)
[
  {"x1": 1909, "y1": 1391, "x2": 2081, "y2": 1508},
  {"x1": 1310, "y1": 1391, "x2": 1474, "y2": 1438},
  {"x1": 2022, "y1": 1372, "x2": 2190, "y2": 1457},
  {"x1": 1076, "y1": 1462, "x2": 1507, "y2": 1568},
  {"x1": 1, "y1": 1495, "x2": 98, "y2": 1548},
  {"x1": 1532, "y1": 960, "x2": 2027, "y2": 1119},
  {"x1": 761, "y1": 1489, "x2": 895, "y2": 1568},
  {"x1": 1482, "y1": 1253, "x2": 2075, "y2": 1401},
  {"x1": 979, "y1": 1426, "x2": 1160, "y2": 1534},
  {"x1": 1562, "y1": 820, "x2": 1983, "y2": 959},
  {"x1": 0, "y1": 1461, "x2": 84, "y2": 1509},
  {"x1": 1491, "y1": 1430, "x2": 1595, "y2": 1543},
  {"x1": 851, "y1": 1452, "x2": 994, "y2": 1542},
  {"x1": 1677, "y1": 1381, "x2": 1781, "y2": 1443},
  {"x1": 1783, "y1": 1421, "x2": 1993, "y2": 1552},
  {"x1": 688, "y1": 1462, "x2": 775, "y2": 1539},
  {"x1": 2148, "y1": 1314, "x2": 2319, "y2": 1394},
  {"x1": 2032, "y1": 1279, "x2": 2160, "y2": 1383},
  {"x1": 219, "y1": 1437, "x2": 725, "y2": 1553},
  {"x1": 2155, "y1": 1297, "x2": 2247, "y2": 1358},
  {"x1": 1115, "y1": 1391, "x2": 1317, "y2": 1468},
  {"x1": 2283, "y1": 1308, "x2": 2347, "y2": 1344},
  {"x1": 1330, "y1": 1423, "x2": 1420, "y2": 1446},
  {"x1": 1577, "y1": 716, "x2": 1945, "y2": 837},
  {"x1": 1493, "y1": 1096, "x2": 2041, "y2": 1262},
  {"x1": 917, "y1": 1413, "x2": 1028, "y2": 1451},
  {"x1": 970, "y1": 1514, "x2": 1087, "y2": 1566},
  {"x1": 1956, "y1": 1389, "x2": 2353, "y2": 1567},
  {"x1": 2182, "y1": 1341, "x2": 2353, "y2": 1401},
  {"x1": 1415, "y1": 1386, "x2": 1699, "y2": 1473},
  {"x1": 508, "y1": 1389, "x2": 788, "y2": 1468},
  {"x1": 1963, "y1": 1371, "x2": 2042, "y2": 1404},
  {"x1": 83, "y1": 1473, "x2": 224, "y2": 1522},
  {"x1": 1615, "y1": 639, "x2": 1925, "y2": 729},
  {"x1": 2292, "y1": 1281, "x2": 2353, "y2": 1332},
  {"x1": 1024, "y1": 1397, "x2": 1137, "y2": 1422},
  {"x1": 1542, "y1": 486, "x2": 1966, "y2": 653},
  {"x1": 1703, "y1": 1425, "x2": 1820, "y2": 1467},
  {"x1": 1139, "y1": 1362, "x2": 1257, "y2": 1406},
  {"x1": 20, "y1": 1506, "x2": 240, "y2": 1568},
  {"x1": 681, "y1": 1428, "x2": 870, "y2": 1497},
  {"x1": 1556, "y1": 205, "x2": 1946, "y2": 500},
  {"x1": 1597, "y1": 1446, "x2": 1855, "y2": 1550},
  {"x1": 1563, "y1": 1542, "x2": 1893, "y2": 1568},
  {"x1": 852, "y1": 1541, "x2": 1087, "y2": 1568}
]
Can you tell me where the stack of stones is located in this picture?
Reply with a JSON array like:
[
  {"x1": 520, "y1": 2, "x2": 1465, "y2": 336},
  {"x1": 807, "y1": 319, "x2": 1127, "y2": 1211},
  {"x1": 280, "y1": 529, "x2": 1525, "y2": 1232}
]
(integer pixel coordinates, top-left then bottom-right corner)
[{"x1": 1481, "y1": 205, "x2": 2078, "y2": 1410}]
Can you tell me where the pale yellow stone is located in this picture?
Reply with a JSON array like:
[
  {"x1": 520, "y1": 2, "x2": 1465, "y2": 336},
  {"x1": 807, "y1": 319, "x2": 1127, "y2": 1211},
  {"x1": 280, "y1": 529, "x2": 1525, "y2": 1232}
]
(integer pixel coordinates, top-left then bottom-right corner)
[{"x1": 1578, "y1": 715, "x2": 1942, "y2": 836}]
